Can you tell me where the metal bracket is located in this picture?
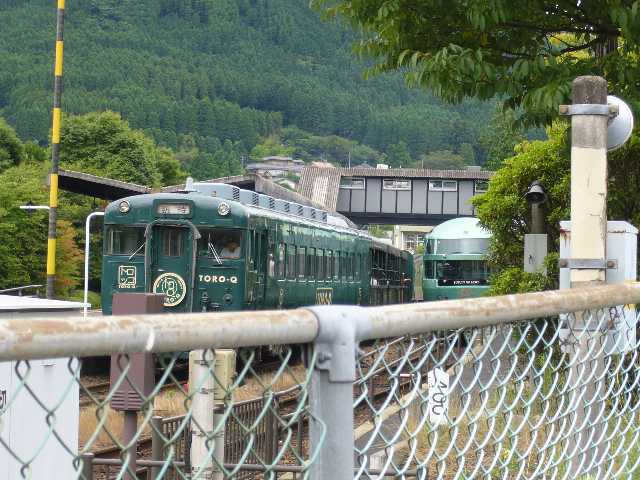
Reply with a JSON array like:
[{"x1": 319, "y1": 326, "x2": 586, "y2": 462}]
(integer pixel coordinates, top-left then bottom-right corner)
[
  {"x1": 559, "y1": 103, "x2": 619, "y2": 119},
  {"x1": 559, "y1": 258, "x2": 618, "y2": 269},
  {"x1": 305, "y1": 305, "x2": 368, "y2": 383}
]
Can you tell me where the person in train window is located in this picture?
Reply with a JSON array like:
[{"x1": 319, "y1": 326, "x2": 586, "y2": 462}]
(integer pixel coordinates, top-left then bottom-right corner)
[{"x1": 221, "y1": 239, "x2": 241, "y2": 259}]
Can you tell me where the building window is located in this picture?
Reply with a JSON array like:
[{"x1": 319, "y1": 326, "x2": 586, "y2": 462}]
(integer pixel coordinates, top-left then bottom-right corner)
[
  {"x1": 429, "y1": 180, "x2": 458, "y2": 192},
  {"x1": 383, "y1": 179, "x2": 411, "y2": 190},
  {"x1": 475, "y1": 180, "x2": 489, "y2": 193},
  {"x1": 404, "y1": 233, "x2": 425, "y2": 252},
  {"x1": 339, "y1": 177, "x2": 365, "y2": 189}
]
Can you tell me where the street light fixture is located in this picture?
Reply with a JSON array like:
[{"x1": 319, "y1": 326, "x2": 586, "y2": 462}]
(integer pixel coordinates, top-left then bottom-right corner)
[
  {"x1": 524, "y1": 181, "x2": 547, "y2": 234},
  {"x1": 20, "y1": 202, "x2": 51, "y2": 214}
]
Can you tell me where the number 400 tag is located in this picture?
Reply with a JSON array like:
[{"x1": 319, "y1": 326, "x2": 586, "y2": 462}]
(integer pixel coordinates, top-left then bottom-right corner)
[{"x1": 427, "y1": 368, "x2": 449, "y2": 427}]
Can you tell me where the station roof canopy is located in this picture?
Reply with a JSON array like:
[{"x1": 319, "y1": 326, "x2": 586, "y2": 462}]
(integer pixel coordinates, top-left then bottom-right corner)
[
  {"x1": 0, "y1": 294, "x2": 87, "y2": 312},
  {"x1": 57, "y1": 170, "x2": 333, "y2": 212},
  {"x1": 59, "y1": 169, "x2": 151, "y2": 200}
]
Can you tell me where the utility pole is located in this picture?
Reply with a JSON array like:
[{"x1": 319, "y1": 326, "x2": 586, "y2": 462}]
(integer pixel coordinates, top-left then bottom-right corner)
[
  {"x1": 46, "y1": 0, "x2": 66, "y2": 298},
  {"x1": 565, "y1": 76, "x2": 609, "y2": 477}
]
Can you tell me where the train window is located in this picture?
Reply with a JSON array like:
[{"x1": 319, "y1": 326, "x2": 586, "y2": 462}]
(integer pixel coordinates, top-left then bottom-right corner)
[
  {"x1": 307, "y1": 248, "x2": 316, "y2": 279},
  {"x1": 425, "y1": 261, "x2": 434, "y2": 278},
  {"x1": 106, "y1": 226, "x2": 145, "y2": 256},
  {"x1": 355, "y1": 254, "x2": 360, "y2": 280},
  {"x1": 334, "y1": 251, "x2": 340, "y2": 280},
  {"x1": 198, "y1": 229, "x2": 243, "y2": 260},
  {"x1": 287, "y1": 245, "x2": 296, "y2": 279},
  {"x1": 161, "y1": 228, "x2": 183, "y2": 257},
  {"x1": 297, "y1": 247, "x2": 306, "y2": 278},
  {"x1": 317, "y1": 249, "x2": 325, "y2": 280},
  {"x1": 326, "y1": 250, "x2": 333, "y2": 279},
  {"x1": 278, "y1": 243, "x2": 285, "y2": 279}
]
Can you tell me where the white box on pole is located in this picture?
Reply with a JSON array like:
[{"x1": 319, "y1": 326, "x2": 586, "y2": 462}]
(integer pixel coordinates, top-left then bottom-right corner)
[{"x1": 559, "y1": 221, "x2": 637, "y2": 354}]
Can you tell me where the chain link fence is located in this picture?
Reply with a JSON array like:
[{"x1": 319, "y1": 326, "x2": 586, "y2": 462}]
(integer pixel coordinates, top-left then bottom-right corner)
[{"x1": 1, "y1": 284, "x2": 640, "y2": 479}]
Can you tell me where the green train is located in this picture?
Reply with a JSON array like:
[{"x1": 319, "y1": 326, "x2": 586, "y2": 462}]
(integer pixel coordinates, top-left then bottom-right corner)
[
  {"x1": 101, "y1": 180, "x2": 414, "y2": 314},
  {"x1": 422, "y1": 217, "x2": 491, "y2": 301}
]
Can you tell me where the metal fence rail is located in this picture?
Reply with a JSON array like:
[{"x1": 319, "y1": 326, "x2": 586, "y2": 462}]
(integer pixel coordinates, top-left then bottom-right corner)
[{"x1": 1, "y1": 283, "x2": 640, "y2": 479}]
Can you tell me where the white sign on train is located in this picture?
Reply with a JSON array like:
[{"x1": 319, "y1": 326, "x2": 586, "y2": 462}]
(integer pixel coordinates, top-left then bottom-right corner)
[{"x1": 427, "y1": 368, "x2": 449, "y2": 426}]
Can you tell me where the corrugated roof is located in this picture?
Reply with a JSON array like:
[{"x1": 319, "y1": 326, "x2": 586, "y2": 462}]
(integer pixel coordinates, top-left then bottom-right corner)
[
  {"x1": 297, "y1": 167, "x2": 493, "y2": 211},
  {"x1": 336, "y1": 167, "x2": 493, "y2": 179}
]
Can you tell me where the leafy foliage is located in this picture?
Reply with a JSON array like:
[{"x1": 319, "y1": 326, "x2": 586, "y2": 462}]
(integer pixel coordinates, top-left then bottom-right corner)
[
  {"x1": 59, "y1": 111, "x2": 186, "y2": 187},
  {"x1": 0, "y1": 117, "x2": 24, "y2": 172},
  {"x1": 475, "y1": 121, "x2": 640, "y2": 294},
  {"x1": 0, "y1": 162, "x2": 83, "y2": 296},
  {"x1": 314, "y1": 0, "x2": 640, "y2": 125},
  {"x1": 0, "y1": 0, "x2": 496, "y2": 167}
]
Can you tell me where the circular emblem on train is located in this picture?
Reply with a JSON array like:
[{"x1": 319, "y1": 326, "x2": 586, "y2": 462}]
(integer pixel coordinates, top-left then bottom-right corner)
[{"x1": 153, "y1": 273, "x2": 187, "y2": 307}]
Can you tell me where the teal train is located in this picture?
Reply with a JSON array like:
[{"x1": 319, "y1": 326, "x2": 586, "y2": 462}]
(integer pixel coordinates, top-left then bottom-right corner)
[
  {"x1": 422, "y1": 217, "x2": 491, "y2": 301},
  {"x1": 101, "y1": 180, "x2": 414, "y2": 314}
]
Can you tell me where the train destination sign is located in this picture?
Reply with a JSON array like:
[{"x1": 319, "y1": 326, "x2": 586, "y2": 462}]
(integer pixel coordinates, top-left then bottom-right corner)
[{"x1": 438, "y1": 279, "x2": 486, "y2": 286}]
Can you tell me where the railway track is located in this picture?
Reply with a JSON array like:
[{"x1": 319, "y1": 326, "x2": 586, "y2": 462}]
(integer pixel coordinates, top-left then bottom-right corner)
[{"x1": 89, "y1": 339, "x2": 462, "y2": 476}]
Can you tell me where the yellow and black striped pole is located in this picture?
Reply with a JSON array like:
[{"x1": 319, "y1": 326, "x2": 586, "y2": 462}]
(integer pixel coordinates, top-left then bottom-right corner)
[{"x1": 46, "y1": 0, "x2": 66, "y2": 299}]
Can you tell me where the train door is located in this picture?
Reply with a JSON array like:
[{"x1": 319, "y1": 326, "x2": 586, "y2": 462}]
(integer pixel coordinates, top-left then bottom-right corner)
[
  {"x1": 150, "y1": 226, "x2": 194, "y2": 312},
  {"x1": 250, "y1": 230, "x2": 268, "y2": 309}
]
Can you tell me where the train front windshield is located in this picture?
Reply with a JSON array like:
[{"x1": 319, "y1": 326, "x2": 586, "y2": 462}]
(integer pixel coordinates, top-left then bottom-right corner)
[
  {"x1": 425, "y1": 259, "x2": 490, "y2": 285},
  {"x1": 426, "y1": 238, "x2": 489, "y2": 255},
  {"x1": 197, "y1": 228, "x2": 243, "y2": 260}
]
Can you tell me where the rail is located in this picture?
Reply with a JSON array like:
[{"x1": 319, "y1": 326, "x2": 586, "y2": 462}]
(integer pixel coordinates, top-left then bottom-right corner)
[
  {"x1": 0, "y1": 284, "x2": 43, "y2": 296},
  {"x1": 0, "y1": 283, "x2": 636, "y2": 360}
]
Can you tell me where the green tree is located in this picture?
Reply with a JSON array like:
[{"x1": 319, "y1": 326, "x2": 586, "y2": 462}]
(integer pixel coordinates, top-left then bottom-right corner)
[
  {"x1": 0, "y1": 162, "x2": 83, "y2": 296},
  {"x1": 314, "y1": 0, "x2": 640, "y2": 124},
  {"x1": 419, "y1": 150, "x2": 466, "y2": 170},
  {"x1": 386, "y1": 141, "x2": 412, "y2": 168},
  {"x1": 458, "y1": 143, "x2": 476, "y2": 165},
  {"x1": 0, "y1": 117, "x2": 24, "y2": 172},
  {"x1": 481, "y1": 108, "x2": 527, "y2": 170},
  {"x1": 59, "y1": 111, "x2": 177, "y2": 186},
  {"x1": 473, "y1": 122, "x2": 640, "y2": 294}
]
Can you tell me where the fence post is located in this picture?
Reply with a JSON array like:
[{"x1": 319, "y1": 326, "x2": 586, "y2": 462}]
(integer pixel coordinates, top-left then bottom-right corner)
[
  {"x1": 564, "y1": 76, "x2": 609, "y2": 477},
  {"x1": 190, "y1": 349, "x2": 235, "y2": 480},
  {"x1": 150, "y1": 416, "x2": 163, "y2": 479},
  {"x1": 81, "y1": 452, "x2": 94, "y2": 480},
  {"x1": 307, "y1": 306, "x2": 364, "y2": 479}
]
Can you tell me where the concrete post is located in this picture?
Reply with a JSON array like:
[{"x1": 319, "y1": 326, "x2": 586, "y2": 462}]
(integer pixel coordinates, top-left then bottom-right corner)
[
  {"x1": 81, "y1": 452, "x2": 94, "y2": 480},
  {"x1": 190, "y1": 349, "x2": 235, "y2": 480},
  {"x1": 567, "y1": 76, "x2": 608, "y2": 478},
  {"x1": 150, "y1": 416, "x2": 163, "y2": 479}
]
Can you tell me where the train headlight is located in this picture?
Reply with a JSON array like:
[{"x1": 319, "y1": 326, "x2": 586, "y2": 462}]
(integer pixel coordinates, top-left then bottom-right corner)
[
  {"x1": 118, "y1": 201, "x2": 130, "y2": 214},
  {"x1": 218, "y1": 202, "x2": 230, "y2": 216}
]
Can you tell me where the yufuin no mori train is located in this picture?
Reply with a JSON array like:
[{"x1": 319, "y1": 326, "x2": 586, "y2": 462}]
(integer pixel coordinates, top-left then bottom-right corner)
[
  {"x1": 422, "y1": 217, "x2": 491, "y2": 301},
  {"x1": 101, "y1": 180, "x2": 414, "y2": 314}
]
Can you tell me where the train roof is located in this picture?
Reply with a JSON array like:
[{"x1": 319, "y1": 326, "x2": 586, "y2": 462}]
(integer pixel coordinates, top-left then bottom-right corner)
[
  {"x1": 105, "y1": 191, "x2": 408, "y2": 257},
  {"x1": 428, "y1": 217, "x2": 490, "y2": 240}
]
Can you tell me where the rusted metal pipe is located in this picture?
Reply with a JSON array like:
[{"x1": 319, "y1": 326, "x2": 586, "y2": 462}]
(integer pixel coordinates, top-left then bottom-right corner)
[
  {"x1": 362, "y1": 282, "x2": 640, "y2": 340},
  {"x1": 0, "y1": 284, "x2": 639, "y2": 360}
]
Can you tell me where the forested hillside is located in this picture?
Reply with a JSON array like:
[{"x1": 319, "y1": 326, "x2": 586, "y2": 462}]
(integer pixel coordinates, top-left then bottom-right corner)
[{"x1": 0, "y1": 0, "x2": 497, "y2": 172}]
